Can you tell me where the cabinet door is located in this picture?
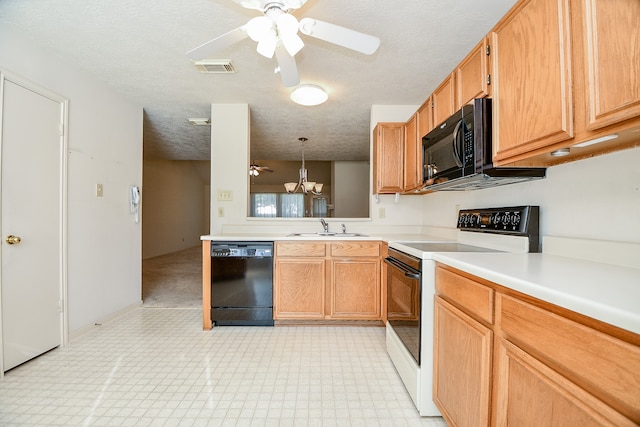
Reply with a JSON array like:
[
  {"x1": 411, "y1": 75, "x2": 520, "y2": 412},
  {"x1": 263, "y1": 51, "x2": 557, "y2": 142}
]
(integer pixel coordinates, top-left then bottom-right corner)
[
  {"x1": 373, "y1": 122, "x2": 404, "y2": 194},
  {"x1": 494, "y1": 339, "x2": 635, "y2": 427},
  {"x1": 432, "y1": 74, "x2": 456, "y2": 128},
  {"x1": 403, "y1": 113, "x2": 422, "y2": 191},
  {"x1": 581, "y1": 0, "x2": 640, "y2": 130},
  {"x1": 274, "y1": 258, "x2": 325, "y2": 319},
  {"x1": 456, "y1": 38, "x2": 490, "y2": 108},
  {"x1": 434, "y1": 296, "x2": 492, "y2": 427},
  {"x1": 491, "y1": 0, "x2": 573, "y2": 164},
  {"x1": 330, "y1": 259, "x2": 380, "y2": 319},
  {"x1": 417, "y1": 97, "x2": 433, "y2": 137}
]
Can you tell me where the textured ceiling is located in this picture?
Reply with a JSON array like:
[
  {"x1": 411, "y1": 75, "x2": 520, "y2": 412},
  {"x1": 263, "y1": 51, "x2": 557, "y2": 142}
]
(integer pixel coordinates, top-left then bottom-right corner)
[{"x1": 0, "y1": 0, "x2": 517, "y2": 161}]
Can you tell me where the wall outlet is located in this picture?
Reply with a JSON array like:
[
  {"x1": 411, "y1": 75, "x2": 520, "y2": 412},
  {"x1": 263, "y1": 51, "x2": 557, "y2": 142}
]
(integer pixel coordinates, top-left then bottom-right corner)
[
  {"x1": 96, "y1": 183, "x2": 103, "y2": 197},
  {"x1": 378, "y1": 207, "x2": 385, "y2": 219},
  {"x1": 217, "y1": 207, "x2": 224, "y2": 217},
  {"x1": 217, "y1": 190, "x2": 233, "y2": 201}
]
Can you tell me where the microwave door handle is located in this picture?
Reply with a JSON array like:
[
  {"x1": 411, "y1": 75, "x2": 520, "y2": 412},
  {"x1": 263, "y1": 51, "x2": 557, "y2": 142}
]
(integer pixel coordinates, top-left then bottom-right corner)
[{"x1": 452, "y1": 119, "x2": 464, "y2": 167}]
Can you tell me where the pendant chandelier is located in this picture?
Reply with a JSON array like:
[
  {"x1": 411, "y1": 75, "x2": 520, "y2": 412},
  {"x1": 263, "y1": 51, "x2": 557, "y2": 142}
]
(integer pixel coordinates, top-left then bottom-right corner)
[{"x1": 284, "y1": 137, "x2": 323, "y2": 195}]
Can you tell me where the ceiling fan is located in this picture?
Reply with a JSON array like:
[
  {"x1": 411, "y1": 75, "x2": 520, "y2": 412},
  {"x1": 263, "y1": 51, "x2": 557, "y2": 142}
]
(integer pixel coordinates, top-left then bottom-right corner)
[
  {"x1": 186, "y1": 0, "x2": 381, "y2": 87},
  {"x1": 249, "y1": 162, "x2": 274, "y2": 176}
]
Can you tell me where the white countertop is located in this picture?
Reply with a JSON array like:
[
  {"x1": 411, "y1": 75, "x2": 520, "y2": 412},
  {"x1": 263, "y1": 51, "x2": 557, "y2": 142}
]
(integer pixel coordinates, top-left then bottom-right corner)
[
  {"x1": 433, "y1": 252, "x2": 640, "y2": 335},
  {"x1": 201, "y1": 233, "x2": 640, "y2": 335}
]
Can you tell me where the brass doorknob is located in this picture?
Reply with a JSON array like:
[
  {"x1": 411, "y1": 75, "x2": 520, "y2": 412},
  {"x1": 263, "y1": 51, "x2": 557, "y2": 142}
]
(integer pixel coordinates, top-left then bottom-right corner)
[{"x1": 5, "y1": 235, "x2": 21, "y2": 245}]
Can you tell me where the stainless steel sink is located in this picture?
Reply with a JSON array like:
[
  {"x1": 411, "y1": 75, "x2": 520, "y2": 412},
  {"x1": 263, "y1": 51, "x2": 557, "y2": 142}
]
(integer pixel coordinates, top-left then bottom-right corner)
[{"x1": 287, "y1": 232, "x2": 368, "y2": 237}]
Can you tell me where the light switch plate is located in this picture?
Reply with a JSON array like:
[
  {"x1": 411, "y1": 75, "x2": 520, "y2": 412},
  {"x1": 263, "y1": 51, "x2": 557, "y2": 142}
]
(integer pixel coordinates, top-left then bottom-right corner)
[
  {"x1": 217, "y1": 190, "x2": 233, "y2": 201},
  {"x1": 96, "y1": 183, "x2": 103, "y2": 197}
]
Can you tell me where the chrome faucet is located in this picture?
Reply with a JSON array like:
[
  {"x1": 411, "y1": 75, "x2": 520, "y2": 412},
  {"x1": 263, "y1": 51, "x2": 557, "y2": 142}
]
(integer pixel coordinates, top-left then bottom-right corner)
[{"x1": 320, "y1": 218, "x2": 329, "y2": 233}]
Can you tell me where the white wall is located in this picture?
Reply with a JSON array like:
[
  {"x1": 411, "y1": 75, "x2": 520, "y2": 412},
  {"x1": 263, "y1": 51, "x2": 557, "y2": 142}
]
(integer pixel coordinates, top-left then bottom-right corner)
[
  {"x1": 0, "y1": 26, "x2": 143, "y2": 334},
  {"x1": 142, "y1": 160, "x2": 209, "y2": 258},
  {"x1": 420, "y1": 147, "x2": 640, "y2": 244}
]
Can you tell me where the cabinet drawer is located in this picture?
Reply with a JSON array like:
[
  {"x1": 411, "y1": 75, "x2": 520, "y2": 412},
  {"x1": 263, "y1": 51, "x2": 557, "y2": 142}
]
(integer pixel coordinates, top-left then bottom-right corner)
[
  {"x1": 499, "y1": 294, "x2": 640, "y2": 423},
  {"x1": 435, "y1": 266, "x2": 494, "y2": 324},
  {"x1": 276, "y1": 242, "x2": 326, "y2": 257},
  {"x1": 330, "y1": 241, "x2": 380, "y2": 257}
]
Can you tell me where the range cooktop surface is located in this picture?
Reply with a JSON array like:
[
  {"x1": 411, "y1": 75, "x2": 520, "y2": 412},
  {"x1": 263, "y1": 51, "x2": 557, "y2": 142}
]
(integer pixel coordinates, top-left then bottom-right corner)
[{"x1": 396, "y1": 242, "x2": 501, "y2": 253}]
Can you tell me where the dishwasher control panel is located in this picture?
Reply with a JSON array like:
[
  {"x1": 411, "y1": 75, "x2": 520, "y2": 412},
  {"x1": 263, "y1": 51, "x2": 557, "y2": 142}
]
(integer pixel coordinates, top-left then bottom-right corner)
[{"x1": 210, "y1": 242, "x2": 273, "y2": 258}]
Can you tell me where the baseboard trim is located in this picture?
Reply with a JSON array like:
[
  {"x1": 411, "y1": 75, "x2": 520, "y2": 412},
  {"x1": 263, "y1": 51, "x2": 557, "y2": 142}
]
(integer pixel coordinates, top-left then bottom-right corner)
[
  {"x1": 274, "y1": 319, "x2": 384, "y2": 327},
  {"x1": 69, "y1": 301, "x2": 142, "y2": 341}
]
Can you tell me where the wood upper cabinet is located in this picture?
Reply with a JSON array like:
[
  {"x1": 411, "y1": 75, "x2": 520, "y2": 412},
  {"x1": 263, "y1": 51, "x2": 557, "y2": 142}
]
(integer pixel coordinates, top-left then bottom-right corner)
[
  {"x1": 491, "y1": 0, "x2": 574, "y2": 164},
  {"x1": 417, "y1": 97, "x2": 433, "y2": 137},
  {"x1": 579, "y1": 0, "x2": 640, "y2": 131},
  {"x1": 373, "y1": 122, "x2": 404, "y2": 194},
  {"x1": 274, "y1": 241, "x2": 382, "y2": 321},
  {"x1": 403, "y1": 113, "x2": 422, "y2": 191},
  {"x1": 455, "y1": 38, "x2": 491, "y2": 108},
  {"x1": 432, "y1": 74, "x2": 456, "y2": 128}
]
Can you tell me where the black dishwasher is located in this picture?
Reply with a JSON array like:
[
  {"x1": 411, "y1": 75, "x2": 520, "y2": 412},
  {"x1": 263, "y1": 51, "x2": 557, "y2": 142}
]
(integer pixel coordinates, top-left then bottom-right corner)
[{"x1": 210, "y1": 241, "x2": 274, "y2": 326}]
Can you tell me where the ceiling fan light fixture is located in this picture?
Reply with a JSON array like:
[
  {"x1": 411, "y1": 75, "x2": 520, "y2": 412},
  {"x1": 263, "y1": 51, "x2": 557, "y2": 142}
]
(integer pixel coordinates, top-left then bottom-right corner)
[
  {"x1": 256, "y1": 30, "x2": 278, "y2": 58},
  {"x1": 290, "y1": 84, "x2": 328, "y2": 106}
]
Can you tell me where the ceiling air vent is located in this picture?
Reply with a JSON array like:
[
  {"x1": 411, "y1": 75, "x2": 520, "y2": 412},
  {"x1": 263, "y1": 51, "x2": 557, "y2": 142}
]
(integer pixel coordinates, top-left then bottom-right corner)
[{"x1": 193, "y1": 60, "x2": 236, "y2": 74}]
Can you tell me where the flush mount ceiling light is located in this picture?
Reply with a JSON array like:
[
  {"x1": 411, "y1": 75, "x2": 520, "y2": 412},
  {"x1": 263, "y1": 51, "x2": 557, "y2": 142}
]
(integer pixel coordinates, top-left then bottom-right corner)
[
  {"x1": 290, "y1": 84, "x2": 328, "y2": 106},
  {"x1": 188, "y1": 118, "x2": 211, "y2": 126},
  {"x1": 284, "y1": 137, "x2": 324, "y2": 195}
]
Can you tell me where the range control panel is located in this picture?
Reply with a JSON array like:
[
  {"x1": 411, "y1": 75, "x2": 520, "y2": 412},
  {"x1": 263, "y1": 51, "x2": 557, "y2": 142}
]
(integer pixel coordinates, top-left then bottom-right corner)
[{"x1": 457, "y1": 206, "x2": 539, "y2": 237}]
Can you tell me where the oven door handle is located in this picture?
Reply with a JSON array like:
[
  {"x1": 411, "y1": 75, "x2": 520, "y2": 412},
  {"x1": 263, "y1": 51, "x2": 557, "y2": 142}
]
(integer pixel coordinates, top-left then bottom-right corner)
[{"x1": 384, "y1": 257, "x2": 421, "y2": 279}]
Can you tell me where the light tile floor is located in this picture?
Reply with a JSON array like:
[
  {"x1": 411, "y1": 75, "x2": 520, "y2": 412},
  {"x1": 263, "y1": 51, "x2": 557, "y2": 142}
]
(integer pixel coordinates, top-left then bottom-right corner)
[{"x1": 0, "y1": 308, "x2": 447, "y2": 427}]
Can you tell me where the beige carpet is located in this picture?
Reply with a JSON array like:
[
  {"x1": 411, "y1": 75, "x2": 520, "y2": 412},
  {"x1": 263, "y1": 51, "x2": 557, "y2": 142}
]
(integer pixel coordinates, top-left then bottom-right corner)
[{"x1": 142, "y1": 246, "x2": 202, "y2": 308}]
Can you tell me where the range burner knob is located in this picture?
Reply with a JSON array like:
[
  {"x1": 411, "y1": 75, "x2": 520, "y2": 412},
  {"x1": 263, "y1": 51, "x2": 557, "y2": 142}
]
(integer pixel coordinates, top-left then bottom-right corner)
[
  {"x1": 502, "y1": 212, "x2": 511, "y2": 226},
  {"x1": 511, "y1": 213, "x2": 521, "y2": 226}
]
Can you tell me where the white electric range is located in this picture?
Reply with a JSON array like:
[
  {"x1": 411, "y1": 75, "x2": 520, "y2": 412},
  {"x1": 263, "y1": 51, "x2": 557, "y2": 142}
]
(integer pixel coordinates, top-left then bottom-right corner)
[{"x1": 385, "y1": 206, "x2": 539, "y2": 416}]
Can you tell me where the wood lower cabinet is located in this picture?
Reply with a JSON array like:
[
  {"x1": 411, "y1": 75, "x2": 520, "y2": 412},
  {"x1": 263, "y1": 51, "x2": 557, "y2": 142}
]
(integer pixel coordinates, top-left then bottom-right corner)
[
  {"x1": 434, "y1": 264, "x2": 640, "y2": 426},
  {"x1": 434, "y1": 296, "x2": 493, "y2": 427},
  {"x1": 494, "y1": 338, "x2": 635, "y2": 427},
  {"x1": 274, "y1": 241, "x2": 382, "y2": 321},
  {"x1": 274, "y1": 257, "x2": 325, "y2": 318}
]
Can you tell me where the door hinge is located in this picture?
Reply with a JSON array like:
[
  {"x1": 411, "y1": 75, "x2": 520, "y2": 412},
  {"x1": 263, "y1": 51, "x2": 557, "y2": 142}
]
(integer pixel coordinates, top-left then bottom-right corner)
[
  {"x1": 58, "y1": 300, "x2": 64, "y2": 313},
  {"x1": 486, "y1": 74, "x2": 491, "y2": 85},
  {"x1": 486, "y1": 44, "x2": 491, "y2": 56},
  {"x1": 58, "y1": 124, "x2": 65, "y2": 136}
]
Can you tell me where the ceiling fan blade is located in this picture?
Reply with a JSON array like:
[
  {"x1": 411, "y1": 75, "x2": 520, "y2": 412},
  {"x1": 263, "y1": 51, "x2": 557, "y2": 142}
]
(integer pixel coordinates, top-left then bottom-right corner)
[
  {"x1": 275, "y1": 45, "x2": 300, "y2": 87},
  {"x1": 186, "y1": 26, "x2": 248, "y2": 59},
  {"x1": 299, "y1": 18, "x2": 380, "y2": 55}
]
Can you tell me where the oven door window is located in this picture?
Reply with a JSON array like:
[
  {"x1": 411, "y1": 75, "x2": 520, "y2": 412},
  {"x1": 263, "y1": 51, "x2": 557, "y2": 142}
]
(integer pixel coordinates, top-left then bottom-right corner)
[{"x1": 386, "y1": 260, "x2": 421, "y2": 364}]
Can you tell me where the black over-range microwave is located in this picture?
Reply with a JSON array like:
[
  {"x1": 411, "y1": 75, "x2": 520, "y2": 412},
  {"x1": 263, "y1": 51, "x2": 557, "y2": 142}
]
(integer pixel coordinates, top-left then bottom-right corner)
[{"x1": 421, "y1": 98, "x2": 546, "y2": 191}]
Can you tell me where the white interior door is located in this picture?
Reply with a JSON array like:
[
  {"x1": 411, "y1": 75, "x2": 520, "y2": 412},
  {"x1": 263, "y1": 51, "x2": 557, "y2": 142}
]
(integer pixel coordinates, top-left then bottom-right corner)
[{"x1": 1, "y1": 76, "x2": 65, "y2": 372}]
